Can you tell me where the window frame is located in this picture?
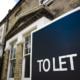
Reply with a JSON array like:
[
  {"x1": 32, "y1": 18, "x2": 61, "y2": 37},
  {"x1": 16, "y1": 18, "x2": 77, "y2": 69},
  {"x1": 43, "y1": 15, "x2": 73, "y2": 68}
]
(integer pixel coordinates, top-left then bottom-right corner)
[
  {"x1": 22, "y1": 34, "x2": 31, "y2": 80},
  {"x1": 0, "y1": 28, "x2": 2, "y2": 40},
  {"x1": 39, "y1": 0, "x2": 53, "y2": 6},
  {"x1": 7, "y1": 43, "x2": 17, "y2": 80},
  {"x1": 0, "y1": 25, "x2": 4, "y2": 43}
]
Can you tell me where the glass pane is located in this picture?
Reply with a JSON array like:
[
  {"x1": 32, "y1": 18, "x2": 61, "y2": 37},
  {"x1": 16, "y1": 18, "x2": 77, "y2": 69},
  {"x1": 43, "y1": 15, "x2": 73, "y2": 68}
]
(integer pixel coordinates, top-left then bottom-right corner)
[
  {"x1": 25, "y1": 49, "x2": 28, "y2": 54},
  {"x1": 40, "y1": 0, "x2": 49, "y2": 4},
  {"x1": 0, "y1": 29, "x2": 2, "y2": 37},
  {"x1": 10, "y1": 45, "x2": 13, "y2": 59},
  {"x1": 10, "y1": 44, "x2": 16, "y2": 59},
  {"x1": 13, "y1": 47, "x2": 16, "y2": 58},
  {"x1": 25, "y1": 43, "x2": 28, "y2": 49},
  {"x1": 25, "y1": 35, "x2": 31, "y2": 54},
  {"x1": 28, "y1": 48, "x2": 31, "y2": 53},
  {"x1": 24, "y1": 55, "x2": 30, "y2": 77},
  {"x1": 9, "y1": 60, "x2": 15, "y2": 78}
]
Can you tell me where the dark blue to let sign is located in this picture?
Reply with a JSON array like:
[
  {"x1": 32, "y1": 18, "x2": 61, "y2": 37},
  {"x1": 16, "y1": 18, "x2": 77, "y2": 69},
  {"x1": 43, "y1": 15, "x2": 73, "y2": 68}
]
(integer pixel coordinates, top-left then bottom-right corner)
[{"x1": 32, "y1": 7, "x2": 80, "y2": 80}]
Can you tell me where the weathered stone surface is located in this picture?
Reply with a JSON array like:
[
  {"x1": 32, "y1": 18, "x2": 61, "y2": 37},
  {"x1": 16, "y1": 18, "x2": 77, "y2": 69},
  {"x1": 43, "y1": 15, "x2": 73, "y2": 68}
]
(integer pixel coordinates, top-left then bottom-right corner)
[
  {"x1": 2, "y1": 0, "x2": 80, "y2": 80},
  {"x1": 1, "y1": 50, "x2": 9, "y2": 80},
  {"x1": 14, "y1": 43, "x2": 23, "y2": 80}
]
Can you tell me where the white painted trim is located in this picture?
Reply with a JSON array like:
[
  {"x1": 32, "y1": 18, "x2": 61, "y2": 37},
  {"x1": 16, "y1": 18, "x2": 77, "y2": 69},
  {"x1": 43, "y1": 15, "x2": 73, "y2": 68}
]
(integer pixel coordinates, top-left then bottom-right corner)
[
  {"x1": 7, "y1": 47, "x2": 14, "y2": 80},
  {"x1": 7, "y1": 42, "x2": 17, "y2": 80},
  {"x1": 21, "y1": 17, "x2": 50, "y2": 80},
  {"x1": 0, "y1": 24, "x2": 4, "y2": 44},
  {"x1": 22, "y1": 37, "x2": 31, "y2": 80},
  {"x1": 5, "y1": 44, "x2": 11, "y2": 51},
  {"x1": 5, "y1": 17, "x2": 51, "y2": 80},
  {"x1": 5, "y1": 17, "x2": 50, "y2": 51},
  {"x1": 39, "y1": 0, "x2": 53, "y2": 5},
  {"x1": 31, "y1": 32, "x2": 33, "y2": 80}
]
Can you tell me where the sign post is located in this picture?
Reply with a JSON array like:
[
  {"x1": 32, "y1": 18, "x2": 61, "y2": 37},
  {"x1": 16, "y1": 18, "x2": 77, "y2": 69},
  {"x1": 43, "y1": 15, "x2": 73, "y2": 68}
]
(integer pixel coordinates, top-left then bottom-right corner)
[{"x1": 32, "y1": 7, "x2": 80, "y2": 80}]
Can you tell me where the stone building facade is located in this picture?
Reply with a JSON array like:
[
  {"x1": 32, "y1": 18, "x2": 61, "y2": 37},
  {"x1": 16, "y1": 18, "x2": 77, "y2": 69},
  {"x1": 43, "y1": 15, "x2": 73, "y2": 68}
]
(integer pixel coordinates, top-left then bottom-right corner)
[
  {"x1": 0, "y1": 18, "x2": 7, "y2": 79},
  {"x1": 0, "y1": 0, "x2": 80, "y2": 80}
]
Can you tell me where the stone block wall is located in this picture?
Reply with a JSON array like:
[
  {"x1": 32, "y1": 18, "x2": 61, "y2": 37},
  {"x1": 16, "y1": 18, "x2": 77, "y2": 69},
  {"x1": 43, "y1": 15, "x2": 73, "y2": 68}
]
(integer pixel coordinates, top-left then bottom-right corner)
[
  {"x1": 1, "y1": 50, "x2": 9, "y2": 80},
  {"x1": 49, "y1": 0, "x2": 80, "y2": 17},
  {"x1": 1, "y1": 0, "x2": 80, "y2": 80},
  {"x1": 14, "y1": 42, "x2": 23, "y2": 80}
]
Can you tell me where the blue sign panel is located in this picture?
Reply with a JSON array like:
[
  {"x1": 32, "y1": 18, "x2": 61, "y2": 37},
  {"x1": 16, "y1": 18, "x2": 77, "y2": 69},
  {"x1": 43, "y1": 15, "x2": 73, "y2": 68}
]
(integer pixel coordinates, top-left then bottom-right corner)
[{"x1": 32, "y1": 8, "x2": 80, "y2": 80}]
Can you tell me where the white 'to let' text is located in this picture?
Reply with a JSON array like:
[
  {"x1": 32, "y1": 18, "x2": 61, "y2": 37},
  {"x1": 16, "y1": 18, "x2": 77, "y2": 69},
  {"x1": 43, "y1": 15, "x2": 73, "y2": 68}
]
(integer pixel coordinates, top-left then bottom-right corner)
[{"x1": 37, "y1": 53, "x2": 77, "y2": 72}]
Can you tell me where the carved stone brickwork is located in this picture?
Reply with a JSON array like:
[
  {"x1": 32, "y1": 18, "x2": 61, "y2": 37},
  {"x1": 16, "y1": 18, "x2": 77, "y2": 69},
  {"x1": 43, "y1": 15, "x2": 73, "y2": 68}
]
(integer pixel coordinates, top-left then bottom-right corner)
[
  {"x1": 14, "y1": 43, "x2": 23, "y2": 80},
  {"x1": 49, "y1": 0, "x2": 80, "y2": 17}
]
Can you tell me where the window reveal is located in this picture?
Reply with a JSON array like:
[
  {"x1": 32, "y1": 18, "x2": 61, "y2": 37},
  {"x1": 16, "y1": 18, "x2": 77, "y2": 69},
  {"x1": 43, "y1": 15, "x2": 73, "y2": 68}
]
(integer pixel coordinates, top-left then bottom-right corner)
[
  {"x1": 9, "y1": 44, "x2": 17, "y2": 78},
  {"x1": 0, "y1": 28, "x2": 2, "y2": 40},
  {"x1": 24, "y1": 35, "x2": 31, "y2": 78}
]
